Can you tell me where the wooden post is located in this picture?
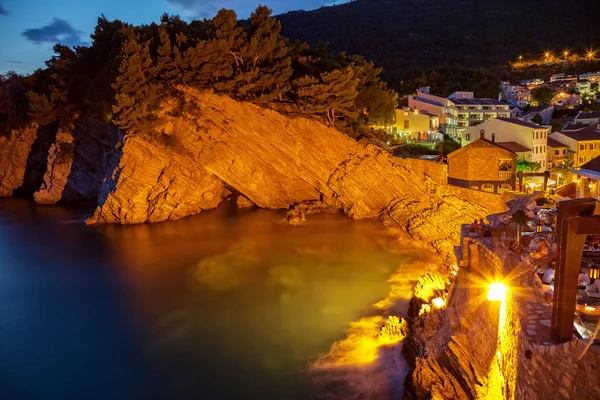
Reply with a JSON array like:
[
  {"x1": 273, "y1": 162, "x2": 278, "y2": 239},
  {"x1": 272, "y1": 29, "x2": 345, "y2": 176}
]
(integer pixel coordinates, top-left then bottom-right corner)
[{"x1": 551, "y1": 199, "x2": 600, "y2": 342}]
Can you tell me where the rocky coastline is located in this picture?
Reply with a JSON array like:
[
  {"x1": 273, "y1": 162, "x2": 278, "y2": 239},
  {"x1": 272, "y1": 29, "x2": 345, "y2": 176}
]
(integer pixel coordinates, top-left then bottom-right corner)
[{"x1": 0, "y1": 90, "x2": 519, "y2": 398}]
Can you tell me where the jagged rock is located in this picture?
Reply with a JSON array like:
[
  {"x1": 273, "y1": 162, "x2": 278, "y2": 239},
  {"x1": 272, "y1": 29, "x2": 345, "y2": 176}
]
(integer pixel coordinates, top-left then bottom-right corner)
[
  {"x1": 89, "y1": 90, "x2": 507, "y2": 263},
  {"x1": 0, "y1": 123, "x2": 39, "y2": 197},
  {"x1": 87, "y1": 134, "x2": 223, "y2": 224},
  {"x1": 33, "y1": 129, "x2": 75, "y2": 204},
  {"x1": 33, "y1": 115, "x2": 121, "y2": 204},
  {"x1": 285, "y1": 199, "x2": 342, "y2": 225},
  {"x1": 236, "y1": 195, "x2": 254, "y2": 208}
]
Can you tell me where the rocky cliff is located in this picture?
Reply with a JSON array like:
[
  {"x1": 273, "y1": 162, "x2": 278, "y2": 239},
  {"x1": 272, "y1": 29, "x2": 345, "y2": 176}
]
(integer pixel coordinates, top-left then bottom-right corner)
[
  {"x1": 0, "y1": 124, "x2": 39, "y2": 197},
  {"x1": 88, "y1": 89, "x2": 507, "y2": 264},
  {"x1": 34, "y1": 115, "x2": 120, "y2": 204}
]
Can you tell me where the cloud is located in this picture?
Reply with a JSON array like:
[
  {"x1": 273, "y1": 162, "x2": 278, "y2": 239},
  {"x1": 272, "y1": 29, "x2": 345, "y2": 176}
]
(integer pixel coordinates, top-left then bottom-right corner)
[
  {"x1": 22, "y1": 18, "x2": 88, "y2": 47},
  {"x1": 165, "y1": 0, "x2": 350, "y2": 19},
  {"x1": 0, "y1": 1, "x2": 7, "y2": 15}
]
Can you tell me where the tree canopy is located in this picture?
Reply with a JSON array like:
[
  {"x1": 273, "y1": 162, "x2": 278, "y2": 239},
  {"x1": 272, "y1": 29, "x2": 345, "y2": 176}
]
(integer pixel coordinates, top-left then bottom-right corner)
[{"x1": 11, "y1": 7, "x2": 398, "y2": 139}]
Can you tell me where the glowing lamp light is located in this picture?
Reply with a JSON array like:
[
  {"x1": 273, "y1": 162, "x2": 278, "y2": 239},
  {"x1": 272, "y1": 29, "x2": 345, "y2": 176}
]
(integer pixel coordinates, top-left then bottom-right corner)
[
  {"x1": 488, "y1": 282, "x2": 507, "y2": 302},
  {"x1": 585, "y1": 305, "x2": 596, "y2": 312},
  {"x1": 432, "y1": 297, "x2": 445, "y2": 308}
]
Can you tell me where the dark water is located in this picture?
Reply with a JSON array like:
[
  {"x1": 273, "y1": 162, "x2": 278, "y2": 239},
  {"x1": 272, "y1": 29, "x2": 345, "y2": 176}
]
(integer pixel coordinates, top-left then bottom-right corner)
[{"x1": 0, "y1": 199, "x2": 420, "y2": 400}]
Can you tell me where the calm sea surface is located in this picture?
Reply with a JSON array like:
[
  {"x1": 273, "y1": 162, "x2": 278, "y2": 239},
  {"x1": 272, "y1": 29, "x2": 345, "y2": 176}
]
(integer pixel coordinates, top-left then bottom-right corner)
[{"x1": 0, "y1": 199, "x2": 422, "y2": 399}]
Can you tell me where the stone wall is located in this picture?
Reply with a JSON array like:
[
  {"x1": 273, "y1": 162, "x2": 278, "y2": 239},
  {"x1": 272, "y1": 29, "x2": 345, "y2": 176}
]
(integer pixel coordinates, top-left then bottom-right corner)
[
  {"x1": 398, "y1": 158, "x2": 448, "y2": 185},
  {"x1": 405, "y1": 236, "x2": 600, "y2": 399}
]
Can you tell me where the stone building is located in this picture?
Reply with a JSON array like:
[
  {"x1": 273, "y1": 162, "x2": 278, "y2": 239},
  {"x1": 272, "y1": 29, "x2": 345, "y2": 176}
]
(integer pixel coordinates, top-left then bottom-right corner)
[
  {"x1": 461, "y1": 118, "x2": 550, "y2": 170},
  {"x1": 550, "y1": 123, "x2": 600, "y2": 166},
  {"x1": 447, "y1": 131, "x2": 517, "y2": 193},
  {"x1": 574, "y1": 155, "x2": 600, "y2": 200},
  {"x1": 547, "y1": 137, "x2": 571, "y2": 170}
]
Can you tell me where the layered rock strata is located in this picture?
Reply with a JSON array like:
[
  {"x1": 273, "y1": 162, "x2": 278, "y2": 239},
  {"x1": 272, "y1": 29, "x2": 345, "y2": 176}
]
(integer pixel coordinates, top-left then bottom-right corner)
[
  {"x1": 0, "y1": 123, "x2": 40, "y2": 197},
  {"x1": 88, "y1": 89, "x2": 508, "y2": 263},
  {"x1": 33, "y1": 115, "x2": 121, "y2": 204},
  {"x1": 33, "y1": 129, "x2": 75, "y2": 204}
]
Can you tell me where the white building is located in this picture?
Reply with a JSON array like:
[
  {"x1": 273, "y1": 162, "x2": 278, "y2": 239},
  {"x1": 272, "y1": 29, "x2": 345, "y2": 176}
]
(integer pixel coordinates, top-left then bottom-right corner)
[
  {"x1": 574, "y1": 111, "x2": 600, "y2": 125},
  {"x1": 461, "y1": 118, "x2": 550, "y2": 170},
  {"x1": 499, "y1": 82, "x2": 531, "y2": 108},
  {"x1": 409, "y1": 89, "x2": 510, "y2": 141},
  {"x1": 408, "y1": 88, "x2": 459, "y2": 139},
  {"x1": 519, "y1": 105, "x2": 554, "y2": 125}
]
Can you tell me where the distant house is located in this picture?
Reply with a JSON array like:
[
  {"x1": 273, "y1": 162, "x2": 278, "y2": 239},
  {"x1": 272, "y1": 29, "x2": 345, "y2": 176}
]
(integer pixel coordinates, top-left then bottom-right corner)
[
  {"x1": 547, "y1": 137, "x2": 571, "y2": 170},
  {"x1": 499, "y1": 82, "x2": 531, "y2": 108},
  {"x1": 447, "y1": 132, "x2": 517, "y2": 193},
  {"x1": 385, "y1": 108, "x2": 440, "y2": 141},
  {"x1": 518, "y1": 105, "x2": 554, "y2": 125},
  {"x1": 461, "y1": 118, "x2": 550, "y2": 170},
  {"x1": 574, "y1": 111, "x2": 600, "y2": 125},
  {"x1": 573, "y1": 155, "x2": 600, "y2": 200},
  {"x1": 550, "y1": 123, "x2": 600, "y2": 166},
  {"x1": 408, "y1": 88, "x2": 510, "y2": 141}
]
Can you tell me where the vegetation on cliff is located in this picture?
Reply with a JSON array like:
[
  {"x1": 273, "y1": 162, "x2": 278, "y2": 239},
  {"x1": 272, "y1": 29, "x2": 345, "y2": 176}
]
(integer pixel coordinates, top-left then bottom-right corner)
[{"x1": 1, "y1": 7, "x2": 398, "y2": 140}]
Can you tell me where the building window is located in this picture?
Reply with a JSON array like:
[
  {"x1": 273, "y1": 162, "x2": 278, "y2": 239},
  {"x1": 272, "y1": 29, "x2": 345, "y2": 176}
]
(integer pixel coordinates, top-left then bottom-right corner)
[
  {"x1": 498, "y1": 159, "x2": 513, "y2": 171},
  {"x1": 580, "y1": 144, "x2": 585, "y2": 151},
  {"x1": 562, "y1": 149, "x2": 566, "y2": 155},
  {"x1": 580, "y1": 156, "x2": 584, "y2": 163},
  {"x1": 404, "y1": 120, "x2": 409, "y2": 129},
  {"x1": 536, "y1": 132, "x2": 539, "y2": 139},
  {"x1": 466, "y1": 133, "x2": 471, "y2": 141},
  {"x1": 554, "y1": 149, "x2": 560, "y2": 156}
]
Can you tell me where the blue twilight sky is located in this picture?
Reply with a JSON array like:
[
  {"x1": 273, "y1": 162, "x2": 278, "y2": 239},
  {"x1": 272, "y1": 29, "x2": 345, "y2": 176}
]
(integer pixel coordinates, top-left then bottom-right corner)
[{"x1": 0, "y1": 0, "x2": 348, "y2": 75}]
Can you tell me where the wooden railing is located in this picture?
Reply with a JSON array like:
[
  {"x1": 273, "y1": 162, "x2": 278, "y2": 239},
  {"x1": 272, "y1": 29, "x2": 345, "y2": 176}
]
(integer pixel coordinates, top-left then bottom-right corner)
[{"x1": 498, "y1": 171, "x2": 513, "y2": 179}]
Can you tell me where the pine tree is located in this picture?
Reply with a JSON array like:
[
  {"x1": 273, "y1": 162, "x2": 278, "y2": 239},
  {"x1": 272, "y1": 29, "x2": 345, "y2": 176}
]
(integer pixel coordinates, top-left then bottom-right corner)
[
  {"x1": 112, "y1": 31, "x2": 158, "y2": 131},
  {"x1": 233, "y1": 6, "x2": 292, "y2": 102},
  {"x1": 296, "y1": 67, "x2": 359, "y2": 127},
  {"x1": 156, "y1": 25, "x2": 181, "y2": 83}
]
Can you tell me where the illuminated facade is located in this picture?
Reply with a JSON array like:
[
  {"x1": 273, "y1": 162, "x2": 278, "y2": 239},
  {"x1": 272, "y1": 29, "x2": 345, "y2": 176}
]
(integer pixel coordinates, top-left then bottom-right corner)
[
  {"x1": 461, "y1": 118, "x2": 550, "y2": 170},
  {"x1": 550, "y1": 123, "x2": 600, "y2": 166}
]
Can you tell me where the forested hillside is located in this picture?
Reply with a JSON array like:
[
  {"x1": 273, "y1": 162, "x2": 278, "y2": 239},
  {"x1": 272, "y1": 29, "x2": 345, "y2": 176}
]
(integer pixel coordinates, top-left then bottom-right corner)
[{"x1": 278, "y1": 0, "x2": 600, "y2": 85}]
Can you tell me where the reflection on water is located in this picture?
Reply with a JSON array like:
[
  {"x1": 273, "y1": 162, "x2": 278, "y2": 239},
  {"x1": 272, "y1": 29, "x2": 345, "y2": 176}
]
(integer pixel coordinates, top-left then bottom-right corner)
[{"x1": 0, "y1": 199, "x2": 434, "y2": 399}]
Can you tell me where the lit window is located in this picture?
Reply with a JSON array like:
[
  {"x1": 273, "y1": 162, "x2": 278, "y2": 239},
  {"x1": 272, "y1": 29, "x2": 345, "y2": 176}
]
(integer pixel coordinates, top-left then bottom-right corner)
[{"x1": 404, "y1": 120, "x2": 409, "y2": 129}]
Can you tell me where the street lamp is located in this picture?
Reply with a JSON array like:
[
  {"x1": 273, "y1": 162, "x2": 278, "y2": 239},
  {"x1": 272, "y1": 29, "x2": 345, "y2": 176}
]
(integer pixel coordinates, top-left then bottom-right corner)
[
  {"x1": 587, "y1": 50, "x2": 596, "y2": 61},
  {"x1": 563, "y1": 50, "x2": 569, "y2": 60},
  {"x1": 488, "y1": 282, "x2": 507, "y2": 302},
  {"x1": 518, "y1": 55, "x2": 523, "y2": 62}
]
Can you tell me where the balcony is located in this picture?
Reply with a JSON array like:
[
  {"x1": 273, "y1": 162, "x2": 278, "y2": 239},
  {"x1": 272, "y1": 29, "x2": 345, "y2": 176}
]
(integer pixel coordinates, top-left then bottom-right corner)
[{"x1": 498, "y1": 171, "x2": 513, "y2": 179}]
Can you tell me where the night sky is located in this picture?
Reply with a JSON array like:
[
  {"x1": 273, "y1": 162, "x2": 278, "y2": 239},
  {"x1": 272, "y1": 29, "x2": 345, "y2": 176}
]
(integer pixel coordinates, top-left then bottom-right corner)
[{"x1": 0, "y1": 0, "x2": 348, "y2": 75}]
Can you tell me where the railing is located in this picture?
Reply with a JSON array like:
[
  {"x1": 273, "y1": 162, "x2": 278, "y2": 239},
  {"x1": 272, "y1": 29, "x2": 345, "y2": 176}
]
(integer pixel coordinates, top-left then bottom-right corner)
[{"x1": 498, "y1": 171, "x2": 513, "y2": 179}]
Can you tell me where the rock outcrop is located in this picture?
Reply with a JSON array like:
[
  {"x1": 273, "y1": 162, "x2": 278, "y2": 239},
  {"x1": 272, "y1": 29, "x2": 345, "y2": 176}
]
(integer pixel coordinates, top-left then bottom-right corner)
[
  {"x1": 88, "y1": 89, "x2": 508, "y2": 263},
  {"x1": 33, "y1": 115, "x2": 120, "y2": 204},
  {"x1": 33, "y1": 128, "x2": 75, "y2": 204},
  {"x1": 0, "y1": 123, "x2": 39, "y2": 197}
]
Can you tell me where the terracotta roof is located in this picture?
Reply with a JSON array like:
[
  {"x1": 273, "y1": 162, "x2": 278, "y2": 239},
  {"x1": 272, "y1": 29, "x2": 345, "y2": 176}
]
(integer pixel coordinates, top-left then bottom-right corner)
[
  {"x1": 555, "y1": 182, "x2": 576, "y2": 199},
  {"x1": 577, "y1": 111, "x2": 600, "y2": 119},
  {"x1": 580, "y1": 155, "x2": 600, "y2": 173},
  {"x1": 503, "y1": 118, "x2": 547, "y2": 129},
  {"x1": 448, "y1": 138, "x2": 516, "y2": 158},
  {"x1": 559, "y1": 124, "x2": 600, "y2": 141},
  {"x1": 547, "y1": 137, "x2": 568, "y2": 148},
  {"x1": 563, "y1": 123, "x2": 592, "y2": 131},
  {"x1": 496, "y1": 141, "x2": 532, "y2": 153}
]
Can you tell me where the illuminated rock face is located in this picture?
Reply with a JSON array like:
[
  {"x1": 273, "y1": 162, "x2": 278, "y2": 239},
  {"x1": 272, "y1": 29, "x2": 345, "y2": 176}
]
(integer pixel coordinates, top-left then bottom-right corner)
[
  {"x1": 88, "y1": 90, "x2": 506, "y2": 262},
  {"x1": 0, "y1": 123, "x2": 39, "y2": 197},
  {"x1": 33, "y1": 116, "x2": 120, "y2": 205}
]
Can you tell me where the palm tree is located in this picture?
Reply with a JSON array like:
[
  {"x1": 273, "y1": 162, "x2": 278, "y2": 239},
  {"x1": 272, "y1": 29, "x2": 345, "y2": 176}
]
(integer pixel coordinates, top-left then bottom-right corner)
[{"x1": 553, "y1": 160, "x2": 575, "y2": 185}]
